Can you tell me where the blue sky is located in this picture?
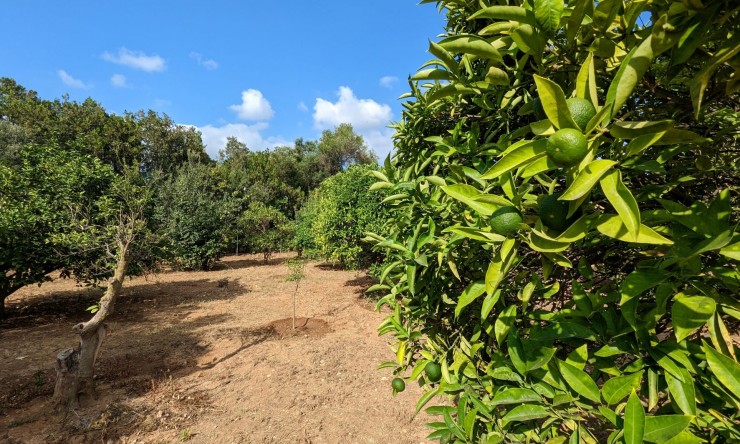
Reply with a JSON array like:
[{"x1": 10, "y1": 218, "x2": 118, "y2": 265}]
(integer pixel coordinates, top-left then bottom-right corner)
[{"x1": 0, "y1": 1, "x2": 446, "y2": 159}]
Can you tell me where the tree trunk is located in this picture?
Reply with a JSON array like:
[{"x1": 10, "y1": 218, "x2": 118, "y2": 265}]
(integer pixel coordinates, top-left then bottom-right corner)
[
  {"x1": 0, "y1": 283, "x2": 24, "y2": 319},
  {"x1": 52, "y1": 247, "x2": 129, "y2": 411}
]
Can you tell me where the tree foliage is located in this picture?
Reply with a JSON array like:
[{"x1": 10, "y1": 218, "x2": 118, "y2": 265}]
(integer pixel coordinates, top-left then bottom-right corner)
[
  {"x1": 368, "y1": 1, "x2": 739, "y2": 442},
  {"x1": 0, "y1": 144, "x2": 116, "y2": 315},
  {"x1": 152, "y1": 162, "x2": 232, "y2": 270},
  {"x1": 238, "y1": 201, "x2": 292, "y2": 261},
  {"x1": 297, "y1": 164, "x2": 389, "y2": 269}
]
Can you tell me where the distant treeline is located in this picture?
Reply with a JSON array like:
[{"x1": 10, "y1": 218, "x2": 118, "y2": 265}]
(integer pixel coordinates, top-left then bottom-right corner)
[{"x1": 0, "y1": 77, "x2": 391, "y2": 315}]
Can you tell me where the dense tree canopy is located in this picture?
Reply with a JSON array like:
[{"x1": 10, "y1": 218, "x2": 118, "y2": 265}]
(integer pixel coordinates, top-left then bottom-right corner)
[{"x1": 369, "y1": 0, "x2": 739, "y2": 442}]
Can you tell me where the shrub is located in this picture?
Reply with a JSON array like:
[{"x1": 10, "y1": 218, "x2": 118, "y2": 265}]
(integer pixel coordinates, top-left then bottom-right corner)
[
  {"x1": 297, "y1": 164, "x2": 389, "y2": 269},
  {"x1": 153, "y1": 162, "x2": 231, "y2": 270},
  {"x1": 239, "y1": 201, "x2": 292, "y2": 261},
  {"x1": 368, "y1": 1, "x2": 739, "y2": 443}
]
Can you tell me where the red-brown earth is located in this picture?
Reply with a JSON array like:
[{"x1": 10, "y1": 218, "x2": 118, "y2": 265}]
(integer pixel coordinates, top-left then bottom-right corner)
[{"x1": 0, "y1": 253, "x2": 433, "y2": 443}]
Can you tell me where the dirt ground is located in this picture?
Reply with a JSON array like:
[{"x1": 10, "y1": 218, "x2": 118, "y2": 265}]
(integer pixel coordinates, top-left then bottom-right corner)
[{"x1": 0, "y1": 253, "x2": 434, "y2": 443}]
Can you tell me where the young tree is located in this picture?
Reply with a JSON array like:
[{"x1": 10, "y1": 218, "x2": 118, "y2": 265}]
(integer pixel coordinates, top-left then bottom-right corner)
[{"x1": 369, "y1": 1, "x2": 739, "y2": 442}]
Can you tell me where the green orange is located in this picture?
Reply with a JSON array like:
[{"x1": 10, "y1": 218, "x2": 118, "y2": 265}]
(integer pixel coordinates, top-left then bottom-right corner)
[
  {"x1": 546, "y1": 128, "x2": 589, "y2": 168},
  {"x1": 489, "y1": 206, "x2": 523, "y2": 236},
  {"x1": 566, "y1": 97, "x2": 596, "y2": 131},
  {"x1": 539, "y1": 194, "x2": 572, "y2": 232},
  {"x1": 425, "y1": 362, "x2": 442, "y2": 383},
  {"x1": 391, "y1": 377, "x2": 406, "y2": 392}
]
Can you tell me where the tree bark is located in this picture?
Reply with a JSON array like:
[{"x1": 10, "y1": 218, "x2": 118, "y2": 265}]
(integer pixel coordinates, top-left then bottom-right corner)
[
  {"x1": 52, "y1": 245, "x2": 129, "y2": 411},
  {"x1": 0, "y1": 283, "x2": 24, "y2": 318}
]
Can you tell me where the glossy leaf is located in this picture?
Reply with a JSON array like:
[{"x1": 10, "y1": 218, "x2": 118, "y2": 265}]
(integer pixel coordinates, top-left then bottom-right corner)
[
  {"x1": 533, "y1": 0, "x2": 563, "y2": 35},
  {"x1": 672, "y1": 293, "x2": 716, "y2": 342},
  {"x1": 596, "y1": 215, "x2": 672, "y2": 245},
  {"x1": 624, "y1": 390, "x2": 645, "y2": 444},
  {"x1": 558, "y1": 359, "x2": 600, "y2": 403},
  {"x1": 439, "y1": 35, "x2": 502, "y2": 62},
  {"x1": 560, "y1": 160, "x2": 616, "y2": 201},
  {"x1": 480, "y1": 140, "x2": 547, "y2": 180},
  {"x1": 501, "y1": 404, "x2": 550, "y2": 426},
  {"x1": 703, "y1": 342, "x2": 740, "y2": 397},
  {"x1": 600, "y1": 170, "x2": 640, "y2": 238},
  {"x1": 456, "y1": 280, "x2": 487, "y2": 317},
  {"x1": 601, "y1": 371, "x2": 644, "y2": 405},
  {"x1": 643, "y1": 415, "x2": 691, "y2": 443},
  {"x1": 533, "y1": 75, "x2": 579, "y2": 130},
  {"x1": 491, "y1": 388, "x2": 541, "y2": 406}
]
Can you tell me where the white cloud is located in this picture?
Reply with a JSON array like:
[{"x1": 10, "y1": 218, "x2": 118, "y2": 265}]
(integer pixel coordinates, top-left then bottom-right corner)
[
  {"x1": 190, "y1": 52, "x2": 218, "y2": 70},
  {"x1": 192, "y1": 122, "x2": 290, "y2": 159},
  {"x1": 379, "y1": 76, "x2": 399, "y2": 89},
  {"x1": 229, "y1": 89, "x2": 274, "y2": 121},
  {"x1": 57, "y1": 70, "x2": 91, "y2": 89},
  {"x1": 297, "y1": 101, "x2": 308, "y2": 112},
  {"x1": 313, "y1": 86, "x2": 392, "y2": 131},
  {"x1": 101, "y1": 47, "x2": 166, "y2": 72},
  {"x1": 110, "y1": 74, "x2": 128, "y2": 88},
  {"x1": 362, "y1": 128, "x2": 396, "y2": 161},
  {"x1": 312, "y1": 86, "x2": 395, "y2": 159}
]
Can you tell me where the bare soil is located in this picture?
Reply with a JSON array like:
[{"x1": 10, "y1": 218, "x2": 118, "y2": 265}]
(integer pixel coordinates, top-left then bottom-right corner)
[{"x1": 0, "y1": 254, "x2": 433, "y2": 443}]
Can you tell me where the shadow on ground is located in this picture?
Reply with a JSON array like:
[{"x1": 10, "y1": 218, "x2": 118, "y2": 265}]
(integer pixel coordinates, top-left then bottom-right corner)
[
  {"x1": 1, "y1": 278, "x2": 245, "y2": 330},
  {"x1": 0, "y1": 277, "x2": 252, "y2": 415},
  {"x1": 212, "y1": 255, "x2": 292, "y2": 270}
]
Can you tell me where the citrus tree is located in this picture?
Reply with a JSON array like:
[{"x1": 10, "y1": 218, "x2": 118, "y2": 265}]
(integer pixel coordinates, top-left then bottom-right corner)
[
  {"x1": 297, "y1": 164, "x2": 389, "y2": 268},
  {"x1": 368, "y1": 1, "x2": 739, "y2": 442}
]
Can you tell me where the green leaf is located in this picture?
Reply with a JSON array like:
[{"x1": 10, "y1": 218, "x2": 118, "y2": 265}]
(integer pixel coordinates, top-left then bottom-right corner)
[
  {"x1": 481, "y1": 289, "x2": 501, "y2": 319},
  {"x1": 501, "y1": 404, "x2": 550, "y2": 426},
  {"x1": 624, "y1": 132, "x2": 667, "y2": 157},
  {"x1": 491, "y1": 388, "x2": 541, "y2": 406},
  {"x1": 643, "y1": 415, "x2": 691, "y2": 443},
  {"x1": 610, "y1": 120, "x2": 674, "y2": 139},
  {"x1": 672, "y1": 293, "x2": 716, "y2": 342},
  {"x1": 407, "y1": 263, "x2": 417, "y2": 295},
  {"x1": 662, "y1": 431, "x2": 704, "y2": 444},
  {"x1": 495, "y1": 304, "x2": 517, "y2": 345},
  {"x1": 416, "y1": 386, "x2": 443, "y2": 413},
  {"x1": 443, "y1": 226, "x2": 506, "y2": 243},
  {"x1": 690, "y1": 32, "x2": 740, "y2": 119},
  {"x1": 596, "y1": 215, "x2": 673, "y2": 245},
  {"x1": 485, "y1": 67, "x2": 509, "y2": 86},
  {"x1": 664, "y1": 367, "x2": 696, "y2": 415},
  {"x1": 508, "y1": 330, "x2": 528, "y2": 375},
  {"x1": 624, "y1": 390, "x2": 645, "y2": 444},
  {"x1": 480, "y1": 140, "x2": 547, "y2": 180},
  {"x1": 441, "y1": 184, "x2": 499, "y2": 216},
  {"x1": 703, "y1": 342, "x2": 740, "y2": 397},
  {"x1": 469, "y1": 6, "x2": 535, "y2": 25},
  {"x1": 720, "y1": 242, "x2": 740, "y2": 261},
  {"x1": 456, "y1": 280, "x2": 487, "y2": 317},
  {"x1": 533, "y1": 0, "x2": 563, "y2": 35},
  {"x1": 601, "y1": 371, "x2": 644, "y2": 405},
  {"x1": 533, "y1": 75, "x2": 579, "y2": 130},
  {"x1": 600, "y1": 170, "x2": 641, "y2": 238},
  {"x1": 439, "y1": 35, "x2": 502, "y2": 62},
  {"x1": 560, "y1": 160, "x2": 616, "y2": 201},
  {"x1": 565, "y1": 0, "x2": 589, "y2": 44},
  {"x1": 411, "y1": 68, "x2": 452, "y2": 82},
  {"x1": 605, "y1": 34, "x2": 658, "y2": 117},
  {"x1": 485, "y1": 238, "x2": 519, "y2": 296},
  {"x1": 557, "y1": 359, "x2": 600, "y2": 403},
  {"x1": 428, "y1": 40, "x2": 458, "y2": 73}
]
